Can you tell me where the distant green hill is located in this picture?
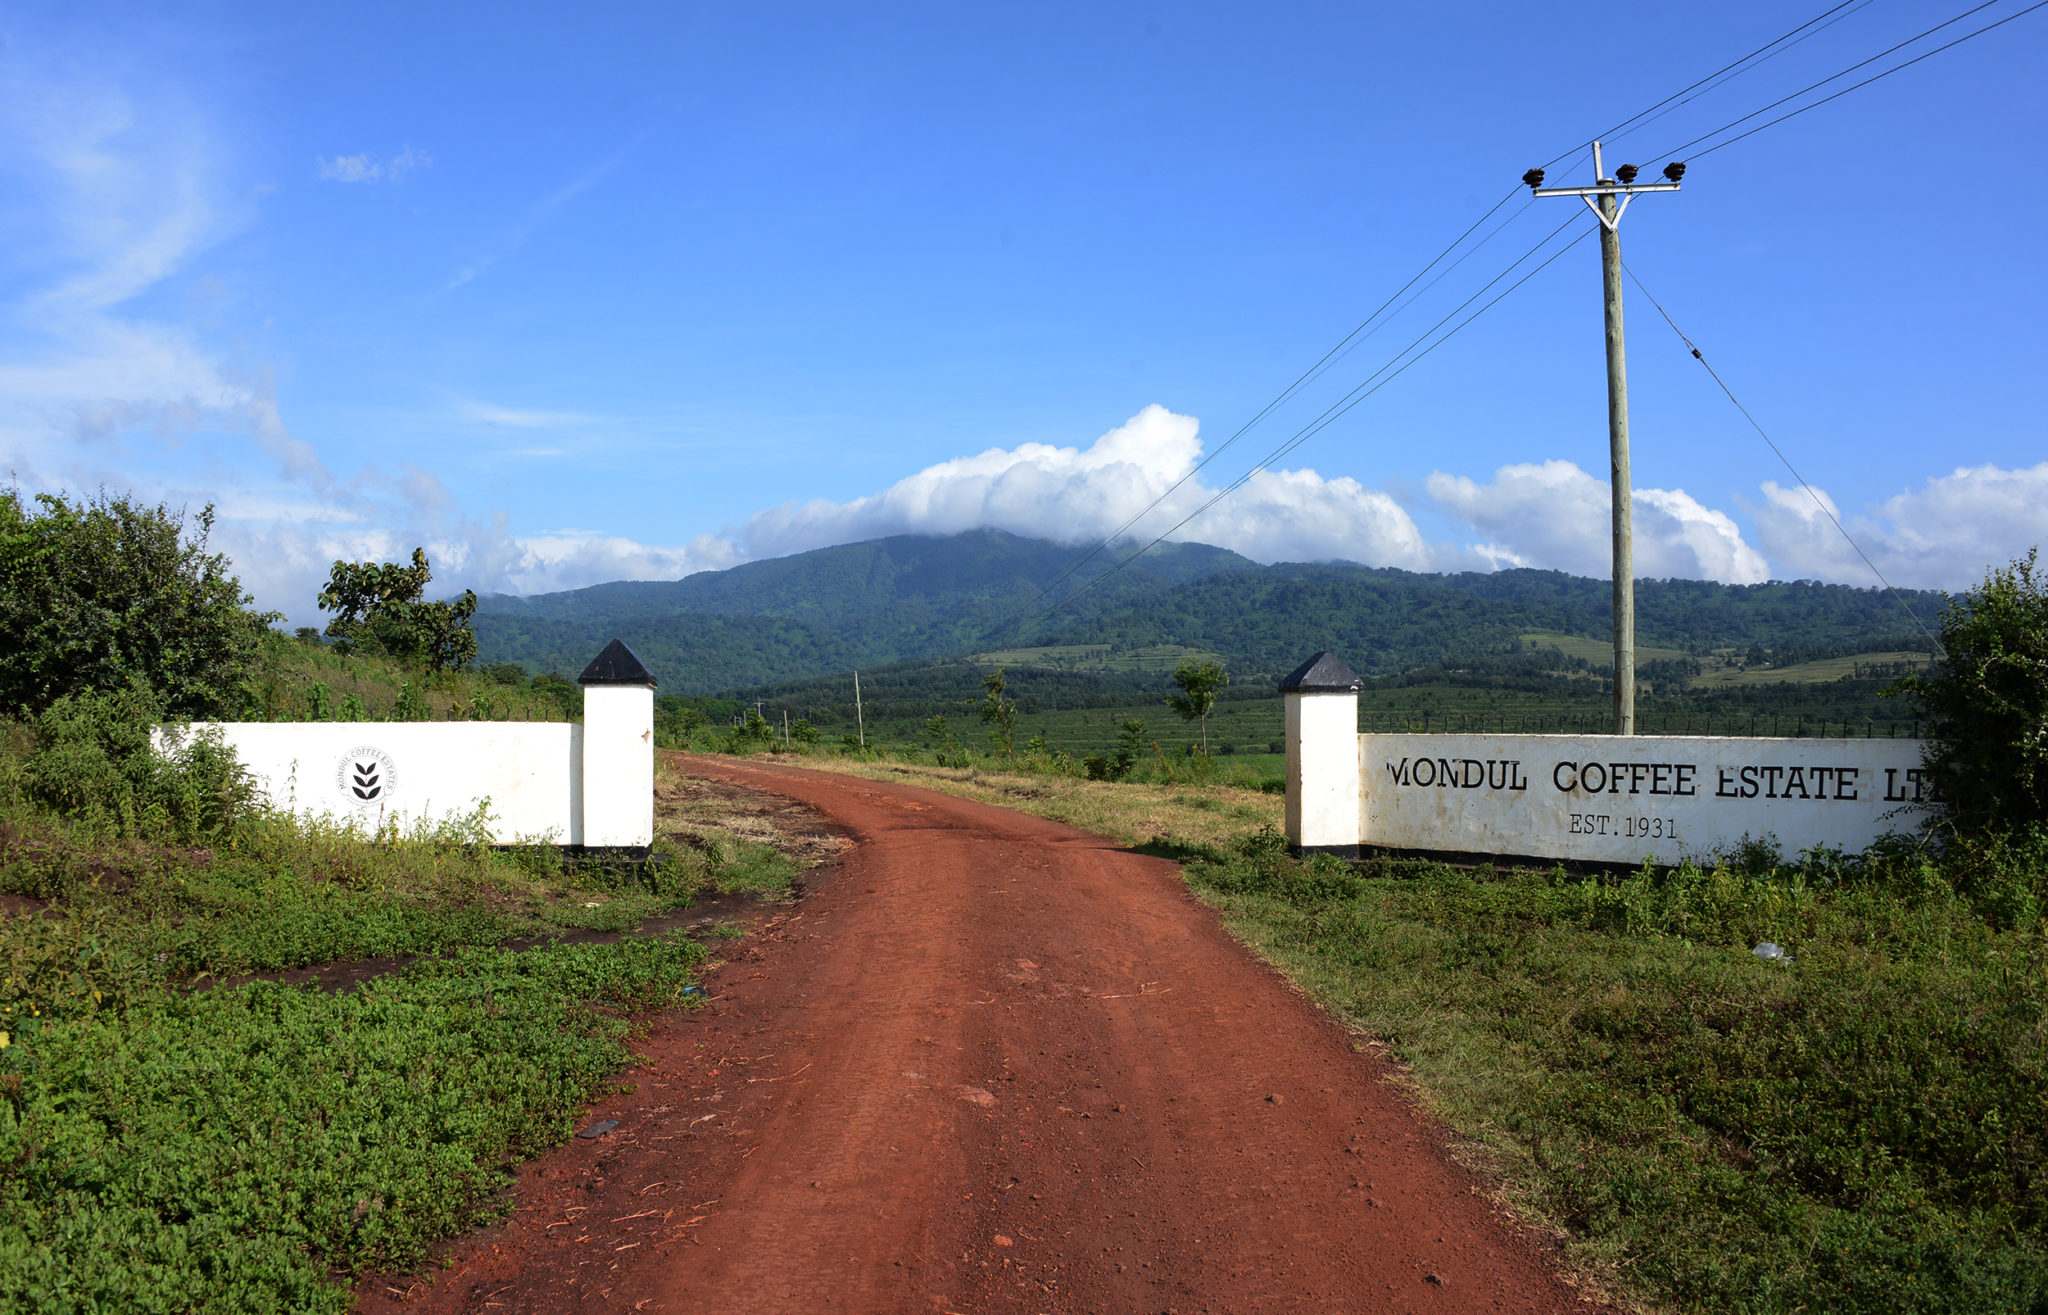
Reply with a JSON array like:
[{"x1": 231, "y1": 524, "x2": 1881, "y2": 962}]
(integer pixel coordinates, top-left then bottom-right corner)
[
  {"x1": 473, "y1": 528, "x2": 1946, "y2": 697},
  {"x1": 474, "y1": 529, "x2": 1258, "y2": 691}
]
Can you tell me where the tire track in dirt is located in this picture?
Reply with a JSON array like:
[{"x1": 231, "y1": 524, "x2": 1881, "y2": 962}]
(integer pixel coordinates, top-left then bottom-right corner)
[{"x1": 360, "y1": 754, "x2": 1607, "y2": 1314}]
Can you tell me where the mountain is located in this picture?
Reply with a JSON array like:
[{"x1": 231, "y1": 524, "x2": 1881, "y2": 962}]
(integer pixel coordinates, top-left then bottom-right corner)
[
  {"x1": 474, "y1": 529, "x2": 1258, "y2": 691},
  {"x1": 474, "y1": 528, "x2": 1946, "y2": 695}
]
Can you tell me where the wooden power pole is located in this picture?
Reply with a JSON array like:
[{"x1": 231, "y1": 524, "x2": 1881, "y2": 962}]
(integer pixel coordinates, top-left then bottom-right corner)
[{"x1": 1527, "y1": 141, "x2": 1684, "y2": 735}]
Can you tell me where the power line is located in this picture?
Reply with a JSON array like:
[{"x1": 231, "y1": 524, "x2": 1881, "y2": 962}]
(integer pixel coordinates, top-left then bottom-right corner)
[
  {"x1": 1028, "y1": 0, "x2": 1896, "y2": 613},
  {"x1": 1036, "y1": 0, "x2": 2048, "y2": 626},
  {"x1": 1620, "y1": 261, "x2": 1946, "y2": 656},
  {"x1": 1041, "y1": 224, "x2": 1592, "y2": 618},
  {"x1": 1539, "y1": 0, "x2": 1869, "y2": 170},
  {"x1": 1649, "y1": 0, "x2": 2044, "y2": 162},
  {"x1": 1028, "y1": 185, "x2": 1525, "y2": 604},
  {"x1": 1599, "y1": 0, "x2": 1881, "y2": 154}
]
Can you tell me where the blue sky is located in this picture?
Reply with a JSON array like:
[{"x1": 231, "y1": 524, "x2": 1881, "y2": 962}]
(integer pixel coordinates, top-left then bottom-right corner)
[{"x1": 3, "y1": 0, "x2": 2044, "y2": 620}]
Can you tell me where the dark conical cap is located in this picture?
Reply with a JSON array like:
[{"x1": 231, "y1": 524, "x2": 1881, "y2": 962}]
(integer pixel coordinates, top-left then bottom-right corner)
[
  {"x1": 578, "y1": 638, "x2": 657, "y2": 687},
  {"x1": 1278, "y1": 650, "x2": 1360, "y2": 694}
]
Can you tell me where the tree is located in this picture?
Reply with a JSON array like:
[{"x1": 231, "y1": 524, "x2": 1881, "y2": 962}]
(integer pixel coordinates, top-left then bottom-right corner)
[
  {"x1": 1113, "y1": 717, "x2": 1147, "y2": 779},
  {"x1": 317, "y1": 547, "x2": 477, "y2": 670},
  {"x1": 980, "y1": 667, "x2": 1018, "y2": 755},
  {"x1": 0, "y1": 490, "x2": 272, "y2": 718},
  {"x1": 1165, "y1": 658, "x2": 1228, "y2": 754},
  {"x1": 1899, "y1": 550, "x2": 2048, "y2": 833}
]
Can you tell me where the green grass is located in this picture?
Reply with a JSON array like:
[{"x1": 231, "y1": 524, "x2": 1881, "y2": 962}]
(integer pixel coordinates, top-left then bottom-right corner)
[
  {"x1": 0, "y1": 934, "x2": 704, "y2": 1313},
  {"x1": 242, "y1": 633, "x2": 579, "y2": 723},
  {"x1": 1521, "y1": 630, "x2": 1692, "y2": 667},
  {"x1": 1186, "y1": 837, "x2": 2048, "y2": 1312},
  {"x1": 1692, "y1": 650, "x2": 1933, "y2": 689},
  {"x1": 0, "y1": 808, "x2": 764, "y2": 1026},
  {"x1": 0, "y1": 733, "x2": 800, "y2": 1310},
  {"x1": 970, "y1": 642, "x2": 1226, "y2": 673}
]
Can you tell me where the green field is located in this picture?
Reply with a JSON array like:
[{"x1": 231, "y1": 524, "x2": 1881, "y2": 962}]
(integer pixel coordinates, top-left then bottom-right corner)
[
  {"x1": 866, "y1": 685, "x2": 1917, "y2": 764},
  {"x1": 970, "y1": 642, "x2": 1226, "y2": 673},
  {"x1": 1521, "y1": 630, "x2": 1691, "y2": 666},
  {"x1": 1693, "y1": 650, "x2": 1931, "y2": 688}
]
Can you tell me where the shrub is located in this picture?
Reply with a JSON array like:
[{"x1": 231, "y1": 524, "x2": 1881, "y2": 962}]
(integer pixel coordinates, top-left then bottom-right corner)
[
  {"x1": 1900, "y1": 550, "x2": 2048, "y2": 833},
  {"x1": 18, "y1": 687, "x2": 257, "y2": 844},
  {"x1": 0, "y1": 491, "x2": 271, "y2": 718}
]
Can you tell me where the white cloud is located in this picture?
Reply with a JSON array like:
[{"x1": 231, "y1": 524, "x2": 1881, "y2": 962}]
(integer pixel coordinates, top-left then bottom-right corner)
[
  {"x1": 453, "y1": 399, "x2": 599, "y2": 430},
  {"x1": 1427, "y1": 459, "x2": 1771, "y2": 584},
  {"x1": 446, "y1": 148, "x2": 625, "y2": 290},
  {"x1": 1754, "y1": 462, "x2": 2048, "y2": 589},
  {"x1": 495, "y1": 530, "x2": 743, "y2": 595},
  {"x1": 735, "y1": 404, "x2": 1432, "y2": 569},
  {"x1": 317, "y1": 146, "x2": 430, "y2": 184},
  {"x1": 0, "y1": 67, "x2": 336, "y2": 492},
  {"x1": 317, "y1": 153, "x2": 378, "y2": 183}
]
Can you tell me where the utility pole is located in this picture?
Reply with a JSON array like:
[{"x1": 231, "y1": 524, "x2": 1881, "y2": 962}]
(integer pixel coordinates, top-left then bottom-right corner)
[
  {"x1": 1526, "y1": 141, "x2": 1684, "y2": 735},
  {"x1": 782, "y1": 708, "x2": 790, "y2": 747},
  {"x1": 853, "y1": 671, "x2": 865, "y2": 750}
]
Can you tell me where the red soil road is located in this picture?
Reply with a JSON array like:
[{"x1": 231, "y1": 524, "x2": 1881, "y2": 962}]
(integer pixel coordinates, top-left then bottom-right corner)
[{"x1": 361, "y1": 755, "x2": 1605, "y2": 1315}]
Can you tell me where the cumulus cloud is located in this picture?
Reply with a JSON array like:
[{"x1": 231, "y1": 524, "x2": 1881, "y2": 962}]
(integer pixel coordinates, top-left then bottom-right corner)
[
  {"x1": 1753, "y1": 462, "x2": 2048, "y2": 589},
  {"x1": 734, "y1": 404, "x2": 1432, "y2": 569},
  {"x1": 208, "y1": 511, "x2": 741, "y2": 624},
  {"x1": 317, "y1": 146, "x2": 430, "y2": 184},
  {"x1": 1427, "y1": 459, "x2": 1771, "y2": 584},
  {"x1": 489, "y1": 530, "x2": 744, "y2": 595}
]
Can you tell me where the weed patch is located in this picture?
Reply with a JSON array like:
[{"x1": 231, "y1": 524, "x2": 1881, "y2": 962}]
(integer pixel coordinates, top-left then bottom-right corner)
[
  {"x1": 1184, "y1": 842, "x2": 2048, "y2": 1313},
  {"x1": 0, "y1": 935, "x2": 704, "y2": 1313}
]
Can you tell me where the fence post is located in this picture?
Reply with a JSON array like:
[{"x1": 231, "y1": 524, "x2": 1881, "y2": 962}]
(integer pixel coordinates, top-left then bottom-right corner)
[
  {"x1": 578, "y1": 638, "x2": 657, "y2": 852},
  {"x1": 1281, "y1": 652, "x2": 1362, "y2": 857}
]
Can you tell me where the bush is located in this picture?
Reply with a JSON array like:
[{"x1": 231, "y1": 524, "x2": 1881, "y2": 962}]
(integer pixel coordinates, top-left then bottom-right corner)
[
  {"x1": 16, "y1": 687, "x2": 257, "y2": 844},
  {"x1": 0, "y1": 491, "x2": 271, "y2": 718},
  {"x1": 1901, "y1": 550, "x2": 2048, "y2": 833},
  {"x1": 1083, "y1": 718, "x2": 1149, "y2": 781}
]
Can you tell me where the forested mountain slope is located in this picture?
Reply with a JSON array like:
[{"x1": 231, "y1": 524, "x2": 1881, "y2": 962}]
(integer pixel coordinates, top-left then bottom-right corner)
[{"x1": 474, "y1": 528, "x2": 1944, "y2": 694}]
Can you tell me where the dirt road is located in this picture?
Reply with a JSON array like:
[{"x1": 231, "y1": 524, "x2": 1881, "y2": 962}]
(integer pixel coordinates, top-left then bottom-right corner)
[{"x1": 364, "y1": 755, "x2": 1601, "y2": 1314}]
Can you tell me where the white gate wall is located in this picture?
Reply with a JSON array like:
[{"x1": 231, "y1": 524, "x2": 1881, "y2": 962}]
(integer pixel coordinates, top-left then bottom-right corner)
[
  {"x1": 156, "y1": 639, "x2": 658, "y2": 849},
  {"x1": 1359, "y1": 731, "x2": 1930, "y2": 864},
  {"x1": 169, "y1": 721, "x2": 585, "y2": 844},
  {"x1": 1280, "y1": 650, "x2": 1935, "y2": 864}
]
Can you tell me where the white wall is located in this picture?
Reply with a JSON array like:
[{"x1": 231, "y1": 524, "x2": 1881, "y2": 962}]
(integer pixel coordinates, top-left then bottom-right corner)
[
  {"x1": 163, "y1": 722, "x2": 586, "y2": 844},
  {"x1": 1284, "y1": 690, "x2": 1363, "y2": 852},
  {"x1": 1356, "y1": 732, "x2": 1933, "y2": 864},
  {"x1": 581, "y1": 684, "x2": 654, "y2": 848}
]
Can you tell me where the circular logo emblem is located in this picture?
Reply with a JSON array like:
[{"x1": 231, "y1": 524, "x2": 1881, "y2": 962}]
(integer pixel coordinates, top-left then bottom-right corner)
[{"x1": 337, "y1": 746, "x2": 398, "y2": 808}]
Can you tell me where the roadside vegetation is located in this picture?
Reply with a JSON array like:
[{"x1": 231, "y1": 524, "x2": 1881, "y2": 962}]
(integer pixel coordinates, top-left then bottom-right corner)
[
  {"x1": 701, "y1": 554, "x2": 2048, "y2": 1314},
  {"x1": 0, "y1": 493, "x2": 798, "y2": 1311}
]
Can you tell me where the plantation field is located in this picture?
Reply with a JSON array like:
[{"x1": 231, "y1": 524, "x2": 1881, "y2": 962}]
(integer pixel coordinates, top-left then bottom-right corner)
[
  {"x1": 1520, "y1": 630, "x2": 1692, "y2": 666},
  {"x1": 841, "y1": 684, "x2": 1922, "y2": 764},
  {"x1": 970, "y1": 642, "x2": 1226, "y2": 673},
  {"x1": 1693, "y1": 649, "x2": 1932, "y2": 688}
]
